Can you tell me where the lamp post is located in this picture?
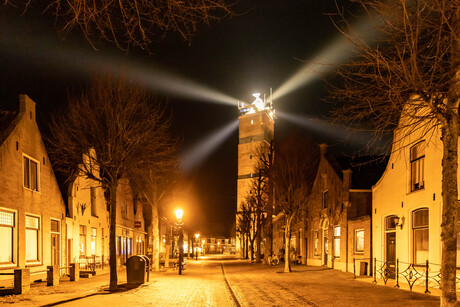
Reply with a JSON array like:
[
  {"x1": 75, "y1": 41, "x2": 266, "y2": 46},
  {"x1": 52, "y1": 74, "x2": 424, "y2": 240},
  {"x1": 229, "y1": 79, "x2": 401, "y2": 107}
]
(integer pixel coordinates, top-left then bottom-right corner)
[
  {"x1": 194, "y1": 233, "x2": 200, "y2": 261},
  {"x1": 175, "y1": 209, "x2": 184, "y2": 275}
]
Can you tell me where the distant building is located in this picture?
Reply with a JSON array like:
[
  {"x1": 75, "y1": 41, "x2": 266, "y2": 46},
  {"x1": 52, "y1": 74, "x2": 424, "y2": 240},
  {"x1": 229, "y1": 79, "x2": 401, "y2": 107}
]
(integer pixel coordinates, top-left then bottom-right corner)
[
  {"x1": 201, "y1": 235, "x2": 236, "y2": 254},
  {"x1": 236, "y1": 92, "x2": 275, "y2": 256},
  {"x1": 0, "y1": 95, "x2": 67, "y2": 279}
]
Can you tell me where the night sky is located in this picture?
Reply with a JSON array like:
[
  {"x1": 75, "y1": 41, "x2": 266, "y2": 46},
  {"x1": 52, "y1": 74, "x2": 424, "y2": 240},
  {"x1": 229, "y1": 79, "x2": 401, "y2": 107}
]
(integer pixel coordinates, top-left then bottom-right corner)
[{"x1": 0, "y1": 1, "x2": 361, "y2": 236}]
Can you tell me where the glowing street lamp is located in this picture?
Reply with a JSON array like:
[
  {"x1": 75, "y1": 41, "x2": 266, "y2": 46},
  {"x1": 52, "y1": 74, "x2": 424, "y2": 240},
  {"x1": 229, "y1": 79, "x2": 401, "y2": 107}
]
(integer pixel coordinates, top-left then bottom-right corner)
[
  {"x1": 194, "y1": 233, "x2": 200, "y2": 261},
  {"x1": 175, "y1": 209, "x2": 184, "y2": 275}
]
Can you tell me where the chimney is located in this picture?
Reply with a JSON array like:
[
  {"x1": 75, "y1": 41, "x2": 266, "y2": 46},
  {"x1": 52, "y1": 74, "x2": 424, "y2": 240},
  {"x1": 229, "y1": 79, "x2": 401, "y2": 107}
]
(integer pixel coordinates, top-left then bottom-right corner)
[{"x1": 19, "y1": 94, "x2": 36, "y2": 122}]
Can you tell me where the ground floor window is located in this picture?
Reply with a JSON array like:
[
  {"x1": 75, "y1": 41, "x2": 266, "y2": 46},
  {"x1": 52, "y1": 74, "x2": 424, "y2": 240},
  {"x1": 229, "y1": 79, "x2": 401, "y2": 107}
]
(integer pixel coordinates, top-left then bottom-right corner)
[
  {"x1": 0, "y1": 210, "x2": 15, "y2": 264},
  {"x1": 26, "y1": 215, "x2": 40, "y2": 263},
  {"x1": 314, "y1": 231, "x2": 319, "y2": 256},
  {"x1": 333, "y1": 226, "x2": 340, "y2": 258},
  {"x1": 91, "y1": 228, "x2": 97, "y2": 255},
  {"x1": 354, "y1": 229, "x2": 364, "y2": 253},
  {"x1": 412, "y1": 208, "x2": 429, "y2": 265},
  {"x1": 79, "y1": 225, "x2": 87, "y2": 256}
]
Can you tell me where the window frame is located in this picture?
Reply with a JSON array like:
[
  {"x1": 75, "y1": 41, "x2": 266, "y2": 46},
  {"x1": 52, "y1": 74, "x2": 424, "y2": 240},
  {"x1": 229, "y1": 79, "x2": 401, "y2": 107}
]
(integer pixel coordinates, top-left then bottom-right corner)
[
  {"x1": 0, "y1": 208, "x2": 16, "y2": 267},
  {"x1": 90, "y1": 187, "x2": 98, "y2": 217},
  {"x1": 410, "y1": 141, "x2": 425, "y2": 192},
  {"x1": 333, "y1": 226, "x2": 340, "y2": 258},
  {"x1": 23, "y1": 154, "x2": 40, "y2": 192},
  {"x1": 354, "y1": 229, "x2": 365, "y2": 254},
  {"x1": 412, "y1": 208, "x2": 429, "y2": 265},
  {"x1": 79, "y1": 225, "x2": 87, "y2": 257},
  {"x1": 322, "y1": 190, "x2": 329, "y2": 210},
  {"x1": 25, "y1": 214, "x2": 41, "y2": 265}
]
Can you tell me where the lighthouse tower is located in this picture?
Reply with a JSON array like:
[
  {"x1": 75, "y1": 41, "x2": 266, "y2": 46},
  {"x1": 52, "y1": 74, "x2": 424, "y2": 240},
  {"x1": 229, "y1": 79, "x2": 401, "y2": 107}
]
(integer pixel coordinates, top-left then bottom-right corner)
[{"x1": 236, "y1": 92, "x2": 275, "y2": 255}]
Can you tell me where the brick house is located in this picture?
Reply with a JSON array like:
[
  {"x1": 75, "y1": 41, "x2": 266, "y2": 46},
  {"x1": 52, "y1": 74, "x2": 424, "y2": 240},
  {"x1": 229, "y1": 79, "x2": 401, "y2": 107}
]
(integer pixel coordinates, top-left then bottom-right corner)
[{"x1": 0, "y1": 95, "x2": 67, "y2": 279}]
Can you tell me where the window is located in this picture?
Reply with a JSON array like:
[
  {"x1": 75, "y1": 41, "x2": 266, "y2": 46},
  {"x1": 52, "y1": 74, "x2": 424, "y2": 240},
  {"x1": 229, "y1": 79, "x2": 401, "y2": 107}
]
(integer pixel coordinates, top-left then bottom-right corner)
[
  {"x1": 413, "y1": 208, "x2": 429, "y2": 265},
  {"x1": 79, "y1": 225, "x2": 87, "y2": 256},
  {"x1": 25, "y1": 215, "x2": 40, "y2": 263},
  {"x1": 355, "y1": 229, "x2": 364, "y2": 253},
  {"x1": 314, "y1": 231, "x2": 319, "y2": 256},
  {"x1": 90, "y1": 187, "x2": 97, "y2": 217},
  {"x1": 386, "y1": 215, "x2": 397, "y2": 231},
  {"x1": 333, "y1": 226, "x2": 340, "y2": 258},
  {"x1": 91, "y1": 228, "x2": 97, "y2": 255},
  {"x1": 322, "y1": 190, "x2": 329, "y2": 209},
  {"x1": 121, "y1": 202, "x2": 128, "y2": 219},
  {"x1": 23, "y1": 156, "x2": 39, "y2": 191},
  {"x1": 0, "y1": 210, "x2": 15, "y2": 264},
  {"x1": 410, "y1": 141, "x2": 425, "y2": 191}
]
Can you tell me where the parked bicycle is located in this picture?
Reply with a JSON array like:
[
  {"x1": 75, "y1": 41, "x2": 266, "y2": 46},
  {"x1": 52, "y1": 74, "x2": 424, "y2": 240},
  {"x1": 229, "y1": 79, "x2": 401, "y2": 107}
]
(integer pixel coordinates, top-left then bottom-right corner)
[{"x1": 268, "y1": 254, "x2": 280, "y2": 266}]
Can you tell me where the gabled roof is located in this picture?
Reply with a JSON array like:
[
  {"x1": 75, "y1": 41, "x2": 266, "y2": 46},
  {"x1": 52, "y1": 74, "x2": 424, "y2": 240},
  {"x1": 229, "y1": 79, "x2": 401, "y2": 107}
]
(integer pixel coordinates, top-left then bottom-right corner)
[{"x1": 0, "y1": 110, "x2": 19, "y2": 147}]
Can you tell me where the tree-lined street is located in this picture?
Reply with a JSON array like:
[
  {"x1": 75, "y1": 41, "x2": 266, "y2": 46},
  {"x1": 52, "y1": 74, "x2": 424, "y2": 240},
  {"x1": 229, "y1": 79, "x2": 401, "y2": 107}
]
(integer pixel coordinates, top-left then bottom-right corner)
[{"x1": 0, "y1": 255, "x2": 439, "y2": 306}]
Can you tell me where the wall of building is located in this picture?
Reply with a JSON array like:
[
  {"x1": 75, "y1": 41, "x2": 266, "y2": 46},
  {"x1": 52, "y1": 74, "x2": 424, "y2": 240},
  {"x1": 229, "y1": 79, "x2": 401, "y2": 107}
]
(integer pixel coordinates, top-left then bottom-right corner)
[{"x1": 0, "y1": 95, "x2": 66, "y2": 279}]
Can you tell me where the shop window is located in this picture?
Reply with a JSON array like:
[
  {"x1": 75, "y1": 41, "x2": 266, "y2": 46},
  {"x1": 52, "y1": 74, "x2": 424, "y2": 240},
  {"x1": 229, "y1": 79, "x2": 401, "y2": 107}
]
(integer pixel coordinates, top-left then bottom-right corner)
[{"x1": 91, "y1": 228, "x2": 97, "y2": 255}]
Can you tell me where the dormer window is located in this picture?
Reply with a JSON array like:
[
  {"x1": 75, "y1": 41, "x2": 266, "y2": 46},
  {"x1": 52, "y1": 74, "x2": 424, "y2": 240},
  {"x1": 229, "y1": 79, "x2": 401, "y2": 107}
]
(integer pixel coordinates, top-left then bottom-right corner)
[{"x1": 410, "y1": 141, "x2": 425, "y2": 191}]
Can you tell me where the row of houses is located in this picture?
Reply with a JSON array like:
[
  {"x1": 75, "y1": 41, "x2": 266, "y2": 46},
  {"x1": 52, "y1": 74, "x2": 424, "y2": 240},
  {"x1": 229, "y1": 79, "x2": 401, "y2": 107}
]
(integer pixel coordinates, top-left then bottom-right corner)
[
  {"x1": 239, "y1": 96, "x2": 456, "y2": 282},
  {"x1": 0, "y1": 95, "x2": 176, "y2": 281}
]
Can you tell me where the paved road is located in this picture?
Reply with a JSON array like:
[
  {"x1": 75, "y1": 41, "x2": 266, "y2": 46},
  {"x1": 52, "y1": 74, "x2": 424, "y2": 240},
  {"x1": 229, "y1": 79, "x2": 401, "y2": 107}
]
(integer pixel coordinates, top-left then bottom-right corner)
[{"x1": 0, "y1": 255, "x2": 440, "y2": 306}]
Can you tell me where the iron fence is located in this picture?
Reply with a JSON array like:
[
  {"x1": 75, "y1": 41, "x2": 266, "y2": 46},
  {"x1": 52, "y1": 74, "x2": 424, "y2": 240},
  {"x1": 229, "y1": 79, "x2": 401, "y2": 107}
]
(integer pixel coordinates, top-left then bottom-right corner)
[{"x1": 371, "y1": 258, "x2": 455, "y2": 293}]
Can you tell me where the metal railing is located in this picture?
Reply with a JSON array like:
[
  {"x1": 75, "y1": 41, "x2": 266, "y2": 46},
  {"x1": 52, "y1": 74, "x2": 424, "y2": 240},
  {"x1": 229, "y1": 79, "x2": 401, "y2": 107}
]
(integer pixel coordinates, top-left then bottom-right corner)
[{"x1": 371, "y1": 258, "x2": 453, "y2": 294}]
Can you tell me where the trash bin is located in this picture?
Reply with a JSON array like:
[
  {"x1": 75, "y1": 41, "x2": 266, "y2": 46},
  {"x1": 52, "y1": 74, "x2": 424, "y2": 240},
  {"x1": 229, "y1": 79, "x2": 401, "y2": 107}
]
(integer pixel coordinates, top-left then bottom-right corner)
[{"x1": 127, "y1": 255, "x2": 150, "y2": 285}]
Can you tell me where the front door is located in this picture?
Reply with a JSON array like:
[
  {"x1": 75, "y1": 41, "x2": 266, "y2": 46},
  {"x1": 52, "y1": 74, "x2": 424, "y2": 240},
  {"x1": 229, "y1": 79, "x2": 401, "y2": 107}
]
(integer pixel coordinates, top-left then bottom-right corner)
[{"x1": 385, "y1": 232, "x2": 396, "y2": 278}]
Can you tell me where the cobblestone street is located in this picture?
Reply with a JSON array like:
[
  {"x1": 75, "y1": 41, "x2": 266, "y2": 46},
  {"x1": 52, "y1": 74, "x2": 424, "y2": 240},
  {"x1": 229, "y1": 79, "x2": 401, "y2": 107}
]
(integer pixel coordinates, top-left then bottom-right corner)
[{"x1": 0, "y1": 255, "x2": 440, "y2": 306}]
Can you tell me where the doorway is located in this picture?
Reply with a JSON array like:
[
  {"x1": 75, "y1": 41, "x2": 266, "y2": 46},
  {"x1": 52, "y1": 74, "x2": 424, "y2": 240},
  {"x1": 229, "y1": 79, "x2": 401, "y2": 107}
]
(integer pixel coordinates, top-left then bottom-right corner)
[
  {"x1": 385, "y1": 215, "x2": 397, "y2": 279},
  {"x1": 323, "y1": 229, "x2": 328, "y2": 266}
]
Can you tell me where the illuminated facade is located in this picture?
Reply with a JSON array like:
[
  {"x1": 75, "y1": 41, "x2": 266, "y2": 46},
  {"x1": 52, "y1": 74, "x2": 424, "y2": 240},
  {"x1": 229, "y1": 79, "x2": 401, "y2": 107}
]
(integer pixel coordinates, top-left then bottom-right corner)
[{"x1": 236, "y1": 93, "x2": 275, "y2": 255}]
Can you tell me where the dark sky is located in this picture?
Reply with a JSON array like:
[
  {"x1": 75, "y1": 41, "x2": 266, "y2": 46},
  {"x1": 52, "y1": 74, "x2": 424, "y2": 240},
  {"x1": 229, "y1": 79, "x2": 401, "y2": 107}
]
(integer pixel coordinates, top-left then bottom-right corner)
[{"x1": 0, "y1": 1, "x2": 360, "y2": 236}]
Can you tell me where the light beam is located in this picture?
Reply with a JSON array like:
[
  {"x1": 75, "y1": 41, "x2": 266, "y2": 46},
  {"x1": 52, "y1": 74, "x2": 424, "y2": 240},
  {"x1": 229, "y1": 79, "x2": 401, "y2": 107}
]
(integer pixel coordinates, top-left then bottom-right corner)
[
  {"x1": 0, "y1": 14, "x2": 239, "y2": 106},
  {"x1": 273, "y1": 13, "x2": 383, "y2": 101},
  {"x1": 180, "y1": 119, "x2": 239, "y2": 173}
]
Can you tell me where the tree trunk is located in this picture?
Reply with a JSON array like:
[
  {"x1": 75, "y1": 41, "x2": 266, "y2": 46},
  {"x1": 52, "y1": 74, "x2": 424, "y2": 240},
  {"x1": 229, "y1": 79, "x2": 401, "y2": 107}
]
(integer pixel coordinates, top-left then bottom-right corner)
[
  {"x1": 152, "y1": 200, "x2": 160, "y2": 271},
  {"x1": 109, "y1": 180, "x2": 118, "y2": 292},
  {"x1": 284, "y1": 216, "x2": 292, "y2": 273},
  {"x1": 440, "y1": 119, "x2": 459, "y2": 306},
  {"x1": 256, "y1": 210, "x2": 261, "y2": 263}
]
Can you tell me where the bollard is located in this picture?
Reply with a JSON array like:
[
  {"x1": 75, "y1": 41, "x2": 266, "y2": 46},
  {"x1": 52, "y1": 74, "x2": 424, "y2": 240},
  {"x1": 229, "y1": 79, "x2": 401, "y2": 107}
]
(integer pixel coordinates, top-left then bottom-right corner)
[
  {"x1": 47, "y1": 265, "x2": 59, "y2": 286},
  {"x1": 70, "y1": 263, "x2": 80, "y2": 281},
  {"x1": 13, "y1": 268, "x2": 30, "y2": 294}
]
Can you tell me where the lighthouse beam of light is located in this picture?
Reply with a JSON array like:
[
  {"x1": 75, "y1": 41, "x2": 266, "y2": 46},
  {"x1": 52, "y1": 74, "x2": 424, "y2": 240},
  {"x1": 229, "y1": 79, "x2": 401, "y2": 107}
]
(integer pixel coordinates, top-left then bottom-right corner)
[
  {"x1": 273, "y1": 12, "x2": 384, "y2": 101},
  {"x1": 0, "y1": 15, "x2": 239, "y2": 107},
  {"x1": 277, "y1": 111, "x2": 388, "y2": 153},
  {"x1": 180, "y1": 119, "x2": 239, "y2": 173}
]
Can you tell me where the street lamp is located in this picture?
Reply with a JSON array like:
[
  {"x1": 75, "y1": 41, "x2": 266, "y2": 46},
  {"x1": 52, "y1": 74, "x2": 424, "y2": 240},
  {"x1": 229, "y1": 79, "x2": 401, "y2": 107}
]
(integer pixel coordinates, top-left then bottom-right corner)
[
  {"x1": 175, "y1": 209, "x2": 184, "y2": 275},
  {"x1": 194, "y1": 233, "x2": 200, "y2": 261}
]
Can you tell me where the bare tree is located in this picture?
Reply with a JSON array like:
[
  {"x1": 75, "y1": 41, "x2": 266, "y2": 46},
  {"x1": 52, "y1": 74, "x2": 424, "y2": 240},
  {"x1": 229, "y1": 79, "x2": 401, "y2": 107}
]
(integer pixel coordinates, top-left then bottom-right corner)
[
  {"x1": 273, "y1": 134, "x2": 320, "y2": 273},
  {"x1": 48, "y1": 75, "x2": 176, "y2": 292},
  {"x1": 6, "y1": 0, "x2": 232, "y2": 50},
  {"x1": 330, "y1": 1, "x2": 459, "y2": 304},
  {"x1": 237, "y1": 202, "x2": 251, "y2": 259}
]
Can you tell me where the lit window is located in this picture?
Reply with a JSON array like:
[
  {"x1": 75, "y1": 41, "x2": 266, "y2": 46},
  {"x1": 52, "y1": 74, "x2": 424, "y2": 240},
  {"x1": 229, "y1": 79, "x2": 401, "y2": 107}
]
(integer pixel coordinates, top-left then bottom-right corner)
[
  {"x1": 91, "y1": 228, "x2": 97, "y2": 255},
  {"x1": 79, "y1": 225, "x2": 87, "y2": 256},
  {"x1": 410, "y1": 141, "x2": 425, "y2": 191},
  {"x1": 314, "y1": 231, "x2": 319, "y2": 256},
  {"x1": 23, "y1": 156, "x2": 39, "y2": 191},
  {"x1": 322, "y1": 190, "x2": 329, "y2": 209},
  {"x1": 333, "y1": 226, "x2": 340, "y2": 258},
  {"x1": 0, "y1": 210, "x2": 15, "y2": 264},
  {"x1": 355, "y1": 229, "x2": 364, "y2": 253},
  {"x1": 251, "y1": 120, "x2": 254, "y2": 124},
  {"x1": 25, "y1": 215, "x2": 40, "y2": 263},
  {"x1": 413, "y1": 208, "x2": 429, "y2": 265}
]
